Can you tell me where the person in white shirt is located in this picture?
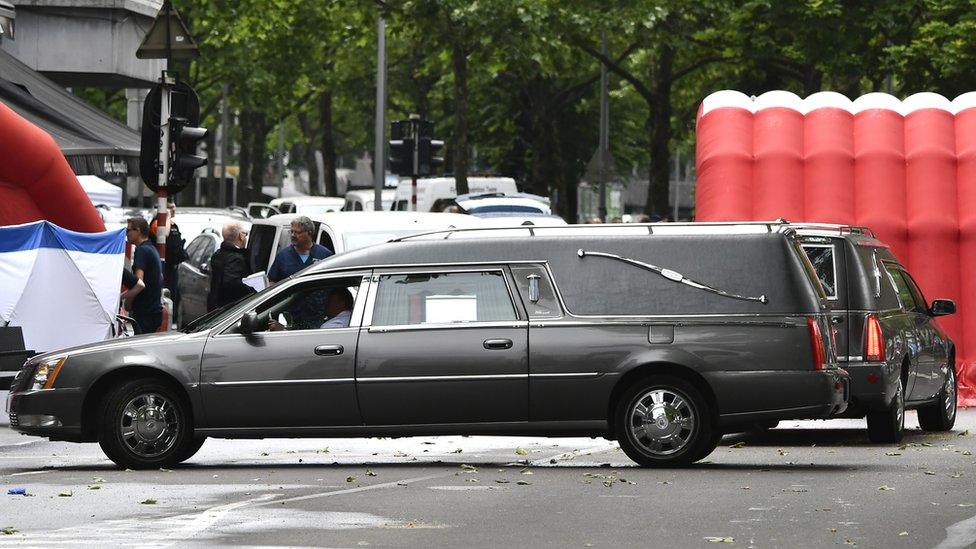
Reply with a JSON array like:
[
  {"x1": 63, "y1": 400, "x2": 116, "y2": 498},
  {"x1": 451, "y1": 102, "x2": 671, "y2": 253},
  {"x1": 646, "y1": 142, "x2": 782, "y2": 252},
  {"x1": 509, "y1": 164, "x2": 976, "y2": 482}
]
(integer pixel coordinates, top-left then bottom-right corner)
[{"x1": 319, "y1": 288, "x2": 354, "y2": 329}]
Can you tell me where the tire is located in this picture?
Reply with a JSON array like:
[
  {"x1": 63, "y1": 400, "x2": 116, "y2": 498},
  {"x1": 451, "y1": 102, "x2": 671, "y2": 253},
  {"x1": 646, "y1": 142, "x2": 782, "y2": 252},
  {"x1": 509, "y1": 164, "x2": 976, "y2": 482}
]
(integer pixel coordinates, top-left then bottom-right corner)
[
  {"x1": 918, "y1": 365, "x2": 957, "y2": 432},
  {"x1": 97, "y1": 378, "x2": 197, "y2": 469},
  {"x1": 173, "y1": 436, "x2": 207, "y2": 463},
  {"x1": 615, "y1": 375, "x2": 716, "y2": 467},
  {"x1": 866, "y1": 376, "x2": 905, "y2": 443}
]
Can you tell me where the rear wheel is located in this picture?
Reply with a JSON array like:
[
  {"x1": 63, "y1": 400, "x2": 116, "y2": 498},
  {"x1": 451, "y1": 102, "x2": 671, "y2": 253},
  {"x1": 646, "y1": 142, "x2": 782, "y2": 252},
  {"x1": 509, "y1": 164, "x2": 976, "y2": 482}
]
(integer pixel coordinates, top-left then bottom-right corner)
[
  {"x1": 918, "y1": 365, "x2": 957, "y2": 432},
  {"x1": 97, "y1": 378, "x2": 197, "y2": 469},
  {"x1": 866, "y1": 377, "x2": 904, "y2": 443},
  {"x1": 615, "y1": 376, "x2": 716, "y2": 467}
]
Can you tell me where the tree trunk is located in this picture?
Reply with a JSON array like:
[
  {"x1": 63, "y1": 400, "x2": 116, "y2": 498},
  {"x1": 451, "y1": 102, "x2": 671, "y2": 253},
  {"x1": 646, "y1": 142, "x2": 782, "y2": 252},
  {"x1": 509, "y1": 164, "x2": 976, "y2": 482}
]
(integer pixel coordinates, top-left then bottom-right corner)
[
  {"x1": 645, "y1": 46, "x2": 674, "y2": 217},
  {"x1": 452, "y1": 42, "x2": 469, "y2": 194},
  {"x1": 297, "y1": 111, "x2": 319, "y2": 195},
  {"x1": 319, "y1": 91, "x2": 337, "y2": 197},
  {"x1": 239, "y1": 110, "x2": 270, "y2": 204}
]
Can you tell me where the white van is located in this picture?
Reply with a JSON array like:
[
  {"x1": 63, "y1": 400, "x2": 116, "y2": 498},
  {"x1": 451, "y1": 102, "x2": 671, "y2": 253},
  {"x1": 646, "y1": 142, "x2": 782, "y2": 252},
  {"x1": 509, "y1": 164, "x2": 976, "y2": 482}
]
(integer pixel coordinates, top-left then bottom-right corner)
[
  {"x1": 269, "y1": 196, "x2": 345, "y2": 215},
  {"x1": 392, "y1": 177, "x2": 518, "y2": 212},
  {"x1": 344, "y1": 189, "x2": 396, "y2": 211},
  {"x1": 246, "y1": 211, "x2": 483, "y2": 274}
]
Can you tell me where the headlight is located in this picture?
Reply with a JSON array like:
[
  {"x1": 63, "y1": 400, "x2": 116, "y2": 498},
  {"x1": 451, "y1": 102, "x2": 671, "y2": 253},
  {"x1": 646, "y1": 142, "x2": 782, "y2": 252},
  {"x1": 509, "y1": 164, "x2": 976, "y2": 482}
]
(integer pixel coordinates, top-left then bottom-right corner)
[{"x1": 31, "y1": 356, "x2": 67, "y2": 391}]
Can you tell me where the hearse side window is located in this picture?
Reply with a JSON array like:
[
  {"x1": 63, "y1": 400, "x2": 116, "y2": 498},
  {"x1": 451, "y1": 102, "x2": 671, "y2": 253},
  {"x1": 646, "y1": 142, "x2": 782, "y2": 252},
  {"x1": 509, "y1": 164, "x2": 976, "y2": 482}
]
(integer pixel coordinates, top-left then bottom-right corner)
[
  {"x1": 510, "y1": 265, "x2": 562, "y2": 318},
  {"x1": 885, "y1": 266, "x2": 920, "y2": 313},
  {"x1": 802, "y1": 244, "x2": 837, "y2": 299},
  {"x1": 900, "y1": 271, "x2": 929, "y2": 312},
  {"x1": 371, "y1": 271, "x2": 516, "y2": 326},
  {"x1": 234, "y1": 277, "x2": 361, "y2": 333}
]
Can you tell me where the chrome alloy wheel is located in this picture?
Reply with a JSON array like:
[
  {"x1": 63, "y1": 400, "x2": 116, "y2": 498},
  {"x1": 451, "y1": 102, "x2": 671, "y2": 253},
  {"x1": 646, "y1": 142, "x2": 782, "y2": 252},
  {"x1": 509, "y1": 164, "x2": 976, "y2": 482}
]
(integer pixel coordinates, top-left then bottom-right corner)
[
  {"x1": 945, "y1": 367, "x2": 957, "y2": 422},
  {"x1": 120, "y1": 393, "x2": 180, "y2": 458},
  {"x1": 628, "y1": 388, "x2": 696, "y2": 456}
]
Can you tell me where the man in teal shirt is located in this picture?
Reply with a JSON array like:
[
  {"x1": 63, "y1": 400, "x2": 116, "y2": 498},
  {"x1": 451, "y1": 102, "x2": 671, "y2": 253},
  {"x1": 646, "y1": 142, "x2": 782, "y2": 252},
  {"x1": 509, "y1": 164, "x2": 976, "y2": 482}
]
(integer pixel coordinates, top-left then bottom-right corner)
[{"x1": 267, "y1": 216, "x2": 333, "y2": 283}]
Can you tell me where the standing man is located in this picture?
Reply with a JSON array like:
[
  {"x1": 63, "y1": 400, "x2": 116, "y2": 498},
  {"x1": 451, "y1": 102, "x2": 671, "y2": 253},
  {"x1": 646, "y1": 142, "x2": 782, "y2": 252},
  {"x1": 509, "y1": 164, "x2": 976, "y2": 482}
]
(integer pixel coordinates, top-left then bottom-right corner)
[
  {"x1": 123, "y1": 217, "x2": 163, "y2": 334},
  {"x1": 208, "y1": 221, "x2": 255, "y2": 311},
  {"x1": 163, "y1": 201, "x2": 188, "y2": 319},
  {"x1": 267, "y1": 216, "x2": 332, "y2": 282}
]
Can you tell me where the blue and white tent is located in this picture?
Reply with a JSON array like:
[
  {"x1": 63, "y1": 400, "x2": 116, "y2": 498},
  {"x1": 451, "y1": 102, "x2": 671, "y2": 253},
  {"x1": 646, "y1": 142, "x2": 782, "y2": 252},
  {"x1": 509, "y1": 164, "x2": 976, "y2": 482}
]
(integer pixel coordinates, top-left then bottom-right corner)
[{"x1": 0, "y1": 221, "x2": 125, "y2": 353}]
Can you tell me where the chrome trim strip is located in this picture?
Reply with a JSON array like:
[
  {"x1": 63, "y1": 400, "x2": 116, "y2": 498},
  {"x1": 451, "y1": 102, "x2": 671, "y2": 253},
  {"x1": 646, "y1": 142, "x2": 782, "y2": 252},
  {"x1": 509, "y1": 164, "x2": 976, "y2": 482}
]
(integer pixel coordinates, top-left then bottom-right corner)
[
  {"x1": 837, "y1": 356, "x2": 864, "y2": 363},
  {"x1": 368, "y1": 321, "x2": 526, "y2": 333},
  {"x1": 210, "y1": 378, "x2": 355, "y2": 387},
  {"x1": 358, "y1": 374, "x2": 528, "y2": 382},
  {"x1": 529, "y1": 372, "x2": 601, "y2": 378}
]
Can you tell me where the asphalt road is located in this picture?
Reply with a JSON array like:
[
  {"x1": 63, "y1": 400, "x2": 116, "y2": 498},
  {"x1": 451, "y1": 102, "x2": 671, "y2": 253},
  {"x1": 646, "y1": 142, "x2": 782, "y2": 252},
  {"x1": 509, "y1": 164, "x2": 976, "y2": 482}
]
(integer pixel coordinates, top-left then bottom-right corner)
[{"x1": 1, "y1": 408, "x2": 975, "y2": 548}]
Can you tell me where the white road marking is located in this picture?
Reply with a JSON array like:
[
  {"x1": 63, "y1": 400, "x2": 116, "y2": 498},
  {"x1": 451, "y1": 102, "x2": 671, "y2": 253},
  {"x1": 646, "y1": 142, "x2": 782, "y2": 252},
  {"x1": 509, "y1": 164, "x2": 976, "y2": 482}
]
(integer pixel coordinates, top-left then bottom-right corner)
[
  {"x1": 251, "y1": 473, "x2": 447, "y2": 508},
  {"x1": 156, "y1": 493, "x2": 279, "y2": 548},
  {"x1": 8, "y1": 469, "x2": 52, "y2": 477},
  {"x1": 529, "y1": 441, "x2": 619, "y2": 466},
  {"x1": 934, "y1": 513, "x2": 976, "y2": 549}
]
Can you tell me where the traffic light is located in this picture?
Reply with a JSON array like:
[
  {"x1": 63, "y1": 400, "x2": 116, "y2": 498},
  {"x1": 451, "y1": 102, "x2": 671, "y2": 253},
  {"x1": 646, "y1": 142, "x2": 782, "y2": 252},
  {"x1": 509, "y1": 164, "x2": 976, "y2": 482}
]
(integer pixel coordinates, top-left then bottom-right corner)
[
  {"x1": 140, "y1": 80, "x2": 201, "y2": 193},
  {"x1": 168, "y1": 116, "x2": 208, "y2": 190},
  {"x1": 389, "y1": 120, "x2": 414, "y2": 176},
  {"x1": 418, "y1": 137, "x2": 444, "y2": 176}
]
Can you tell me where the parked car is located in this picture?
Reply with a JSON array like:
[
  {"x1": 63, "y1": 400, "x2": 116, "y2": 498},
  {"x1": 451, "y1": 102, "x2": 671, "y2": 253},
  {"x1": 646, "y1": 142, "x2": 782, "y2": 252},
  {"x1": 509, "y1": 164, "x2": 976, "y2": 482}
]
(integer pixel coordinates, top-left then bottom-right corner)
[
  {"x1": 391, "y1": 176, "x2": 518, "y2": 212},
  {"x1": 7, "y1": 221, "x2": 848, "y2": 469},
  {"x1": 175, "y1": 228, "x2": 223, "y2": 327},
  {"x1": 794, "y1": 223, "x2": 957, "y2": 442},
  {"x1": 171, "y1": 207, "x2": 249, "y2": 244},
  {"x1": 246, "y1": 202, "x2": 280, "y2": 220},
  {"x1": 246, "y1": 211, "x2": 483, "y2": 274},
  {"x1": 269, "y1": 196, "x2": 345, "y2": 215},
  {"x1": 454, "y1": 192, "x2": 552, "y2": 216},
  {"x1": 344, "y1": 188, "x2": 395, "y2": 211}
]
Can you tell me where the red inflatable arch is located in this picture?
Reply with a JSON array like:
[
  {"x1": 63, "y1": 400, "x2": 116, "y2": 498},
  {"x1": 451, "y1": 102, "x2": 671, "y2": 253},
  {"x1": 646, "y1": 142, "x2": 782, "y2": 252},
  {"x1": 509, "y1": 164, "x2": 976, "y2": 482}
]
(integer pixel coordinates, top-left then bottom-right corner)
[
  {"x1": 696, "y1": 90, "x2": 976, "y2": 405},
  {"x1": 0, "y1": 101, "x2": 104, "y2": 232}
]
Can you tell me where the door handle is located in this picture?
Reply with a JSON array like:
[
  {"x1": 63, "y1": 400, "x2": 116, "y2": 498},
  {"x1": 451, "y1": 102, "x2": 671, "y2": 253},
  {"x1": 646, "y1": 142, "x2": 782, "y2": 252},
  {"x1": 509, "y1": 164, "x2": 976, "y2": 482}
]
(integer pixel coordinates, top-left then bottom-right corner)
[
  {"x1": 832, "y1": 316, "x2": 845, "y2": 324},
  {"x1": 314, "y1": 344, "x2": 344, "y2": 356},
  {"x1": 484, "y1": 338, "x2": 513, "y2": 350}
]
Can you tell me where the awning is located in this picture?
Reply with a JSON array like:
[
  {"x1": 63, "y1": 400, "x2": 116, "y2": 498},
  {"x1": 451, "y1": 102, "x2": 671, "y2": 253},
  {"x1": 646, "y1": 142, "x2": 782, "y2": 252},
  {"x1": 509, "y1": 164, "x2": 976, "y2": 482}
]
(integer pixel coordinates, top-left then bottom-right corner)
[{"x1": 0, "y1": 48, "x2": 140, "y2": 179}]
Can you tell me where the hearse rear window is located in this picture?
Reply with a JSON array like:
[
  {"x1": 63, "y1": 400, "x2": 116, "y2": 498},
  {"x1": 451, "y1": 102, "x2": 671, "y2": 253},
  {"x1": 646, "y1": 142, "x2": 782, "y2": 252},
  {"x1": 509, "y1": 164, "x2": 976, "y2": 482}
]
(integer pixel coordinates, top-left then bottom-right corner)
[{"x1": 802, "y1": 244, "x2": 837, "y2": 299}]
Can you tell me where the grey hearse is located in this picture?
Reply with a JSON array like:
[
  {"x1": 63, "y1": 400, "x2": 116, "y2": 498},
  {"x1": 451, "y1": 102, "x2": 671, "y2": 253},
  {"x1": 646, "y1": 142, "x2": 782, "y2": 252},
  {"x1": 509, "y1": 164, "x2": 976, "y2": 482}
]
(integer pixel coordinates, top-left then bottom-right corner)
[
  {"x1": 7, "y1": 222, "x2": 848, "y2": 469},
  {"x1": 796, "y1": 224, "x2": 957, "y2": 443}
]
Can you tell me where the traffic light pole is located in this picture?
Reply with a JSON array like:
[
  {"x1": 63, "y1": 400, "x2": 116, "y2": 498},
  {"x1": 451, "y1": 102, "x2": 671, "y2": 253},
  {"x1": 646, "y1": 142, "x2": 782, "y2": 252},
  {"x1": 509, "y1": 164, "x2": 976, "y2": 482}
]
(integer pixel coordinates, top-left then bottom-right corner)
[
  {"x1": 410, "y1": 115, "x2": 420, "y2": 212},
  {"x1": 155, "y1": 72, "x2": 175, "y2": 260}
]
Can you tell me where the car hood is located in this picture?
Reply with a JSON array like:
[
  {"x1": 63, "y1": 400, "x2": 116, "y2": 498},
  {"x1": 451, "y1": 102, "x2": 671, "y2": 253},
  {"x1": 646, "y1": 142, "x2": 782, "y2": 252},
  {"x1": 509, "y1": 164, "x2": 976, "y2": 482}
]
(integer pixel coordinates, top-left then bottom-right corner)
[{"x1": 28, "y1": 332, "x2": 194, "y2": 364}]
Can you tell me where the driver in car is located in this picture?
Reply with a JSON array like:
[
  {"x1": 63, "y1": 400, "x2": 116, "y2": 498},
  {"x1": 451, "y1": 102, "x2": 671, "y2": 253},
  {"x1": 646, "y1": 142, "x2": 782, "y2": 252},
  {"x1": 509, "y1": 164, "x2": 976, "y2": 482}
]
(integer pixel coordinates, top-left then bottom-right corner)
[{"x1": 268, "y1": 288, "x2": 353, "y2": 331}]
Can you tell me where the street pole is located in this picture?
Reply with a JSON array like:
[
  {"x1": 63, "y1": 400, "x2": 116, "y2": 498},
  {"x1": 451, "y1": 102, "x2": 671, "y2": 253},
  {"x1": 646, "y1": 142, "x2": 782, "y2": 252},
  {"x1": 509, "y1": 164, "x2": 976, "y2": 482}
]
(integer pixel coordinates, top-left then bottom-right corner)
[
  {"x1": 373, "y1": 16, "x2": 386, "y2": 211},
  {"x1": 598, "y1": 32, "x2": 608, "y2": 222},
  {"x1": 672, "y1": 149, "x2": 680, "y2": 222},
  {"x1": 219, "y1": 83, "x2": 229, "y2": 206},
  {"x1": 154, "y1": 0, "x2": 174, "y2": 262},
  {"x1": 276, "y1": 120, "x2": 285, "y2": 198},
  {"x1": 410, "y1": 114, "x2": 419, "y2": 212}
]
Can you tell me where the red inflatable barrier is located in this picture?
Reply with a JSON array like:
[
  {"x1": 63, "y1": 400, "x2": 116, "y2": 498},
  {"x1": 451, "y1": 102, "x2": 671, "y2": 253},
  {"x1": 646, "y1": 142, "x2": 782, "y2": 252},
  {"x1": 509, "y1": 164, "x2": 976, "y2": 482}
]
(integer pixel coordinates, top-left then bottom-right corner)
[
  {"x1": 696, "y1": 90, "x2": 976, "y2": 405},
  {"x1": 0, "y1": 101, "x2": 104, "y2": 232}
]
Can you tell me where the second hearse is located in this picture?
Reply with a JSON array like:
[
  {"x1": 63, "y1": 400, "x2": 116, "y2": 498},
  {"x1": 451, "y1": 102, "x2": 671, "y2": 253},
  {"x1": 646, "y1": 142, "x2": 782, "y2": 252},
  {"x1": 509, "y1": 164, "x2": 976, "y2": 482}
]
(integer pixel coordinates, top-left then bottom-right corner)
[{"x1": 8, "y1": 222, "x2": 848, "y2": 469}]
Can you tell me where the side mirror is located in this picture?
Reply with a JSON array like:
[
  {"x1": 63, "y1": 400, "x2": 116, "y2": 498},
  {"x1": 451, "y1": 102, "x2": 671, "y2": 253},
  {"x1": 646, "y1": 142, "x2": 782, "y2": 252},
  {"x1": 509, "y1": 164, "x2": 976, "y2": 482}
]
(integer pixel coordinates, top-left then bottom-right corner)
[
  {"x1": 930, "y1": 299, "x2": 956, "y2": 316},
  {"x1": 240, "y1": 311, "x2": 258, "y2": 335}
]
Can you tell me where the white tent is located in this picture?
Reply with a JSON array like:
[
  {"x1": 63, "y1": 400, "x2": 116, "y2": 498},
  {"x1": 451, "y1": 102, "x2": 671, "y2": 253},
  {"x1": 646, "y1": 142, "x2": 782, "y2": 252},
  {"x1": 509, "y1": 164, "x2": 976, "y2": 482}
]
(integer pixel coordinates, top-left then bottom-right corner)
[
  {"x1": 77, "y1": 175, "x2": 123, "y2": 207},
  {"x1": 0, "y1": 221, "x2": 124, "y2": 353}
]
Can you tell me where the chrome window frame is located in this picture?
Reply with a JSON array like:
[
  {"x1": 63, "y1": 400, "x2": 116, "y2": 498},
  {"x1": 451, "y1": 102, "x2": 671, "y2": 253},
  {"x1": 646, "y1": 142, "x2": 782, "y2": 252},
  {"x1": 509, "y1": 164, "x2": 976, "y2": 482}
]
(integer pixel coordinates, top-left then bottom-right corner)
[{"x1": 362, "y1": 265, "x2": 523, "y2": 332}]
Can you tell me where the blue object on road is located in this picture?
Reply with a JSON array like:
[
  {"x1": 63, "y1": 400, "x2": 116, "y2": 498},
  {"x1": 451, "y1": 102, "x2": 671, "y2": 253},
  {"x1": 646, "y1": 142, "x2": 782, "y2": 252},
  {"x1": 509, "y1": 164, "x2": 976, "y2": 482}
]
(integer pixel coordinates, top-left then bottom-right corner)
[{"x1": 7, "y1": 487, "x2": 26, "y2": 495}]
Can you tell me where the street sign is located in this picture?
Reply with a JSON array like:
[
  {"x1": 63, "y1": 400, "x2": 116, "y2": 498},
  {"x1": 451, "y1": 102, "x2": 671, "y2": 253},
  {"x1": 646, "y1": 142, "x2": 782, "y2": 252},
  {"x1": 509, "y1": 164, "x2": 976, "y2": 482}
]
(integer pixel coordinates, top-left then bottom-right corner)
[{"x1": 136, "y1": 1, "x2": 199, "y2": 60}]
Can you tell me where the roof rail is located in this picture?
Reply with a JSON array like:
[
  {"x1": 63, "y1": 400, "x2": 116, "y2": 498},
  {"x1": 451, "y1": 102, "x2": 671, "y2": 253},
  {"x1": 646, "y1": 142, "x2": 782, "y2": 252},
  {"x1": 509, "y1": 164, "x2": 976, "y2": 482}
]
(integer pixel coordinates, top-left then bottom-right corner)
[
  {"x1": 788, "y1": 222, "x2": 876, "y2": 238},
  {"x1": 388, "y1": 219, "x2": 793, "y2": 243}
]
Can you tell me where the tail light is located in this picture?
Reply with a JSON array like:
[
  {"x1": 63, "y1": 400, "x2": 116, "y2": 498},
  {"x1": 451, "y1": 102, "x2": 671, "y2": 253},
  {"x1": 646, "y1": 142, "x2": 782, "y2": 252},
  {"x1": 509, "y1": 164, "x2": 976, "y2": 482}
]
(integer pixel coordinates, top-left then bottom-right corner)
[
  {"x1": 807, "y1": 317, "x2": 826, "y2": 371},
  {"x1": 864, "y1": 313, "x2": 886, "y2": 362}
]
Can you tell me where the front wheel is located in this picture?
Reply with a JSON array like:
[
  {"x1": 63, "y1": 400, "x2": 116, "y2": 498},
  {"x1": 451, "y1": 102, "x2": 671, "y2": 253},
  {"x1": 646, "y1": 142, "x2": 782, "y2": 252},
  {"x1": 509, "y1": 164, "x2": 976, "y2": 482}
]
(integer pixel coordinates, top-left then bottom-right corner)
[
  {"x1": 866, "y1": 376, "x2": 905, "y2": 443},
  {"x1": 918, "y1": 365, "x2": 957, "y2": 432},
  {"x1": 97, "y1": 378, "x2": 196, "y2": 469},
  {"x1": 615, "y1": 376, "x2": 716, "y2": 467}
]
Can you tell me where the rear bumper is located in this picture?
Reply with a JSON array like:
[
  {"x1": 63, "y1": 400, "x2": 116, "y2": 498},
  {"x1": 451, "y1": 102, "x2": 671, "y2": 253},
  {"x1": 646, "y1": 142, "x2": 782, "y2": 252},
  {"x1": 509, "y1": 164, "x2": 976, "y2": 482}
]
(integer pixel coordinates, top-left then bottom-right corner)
[
  {"x1": 6, "y1": 388, "x2": 86, "y2": 441},
  {"x1": 707, "y1": 368, "x2": 849, "y2": 430},
  {"x1": 836, "y1": 360, "x2": 898, "y2": 414}
]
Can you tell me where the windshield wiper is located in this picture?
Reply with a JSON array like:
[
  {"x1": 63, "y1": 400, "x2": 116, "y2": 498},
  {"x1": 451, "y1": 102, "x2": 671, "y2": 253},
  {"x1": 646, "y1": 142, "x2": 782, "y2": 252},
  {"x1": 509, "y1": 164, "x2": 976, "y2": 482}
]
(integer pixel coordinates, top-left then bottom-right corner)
[{"x1": 577, "y1": 249, "x2": 768, "y2": 304}]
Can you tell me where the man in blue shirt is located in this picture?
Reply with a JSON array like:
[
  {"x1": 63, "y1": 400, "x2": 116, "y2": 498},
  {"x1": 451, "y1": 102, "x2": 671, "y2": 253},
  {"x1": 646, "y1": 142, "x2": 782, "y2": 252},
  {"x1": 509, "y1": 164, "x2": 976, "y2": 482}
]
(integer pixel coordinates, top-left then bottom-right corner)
[
  {"x1": 267, "y1": 216, "x2": 333, "y2": 282},
  {"x1": 122, "y1": 217, "x2": 163, "y2": 334}
]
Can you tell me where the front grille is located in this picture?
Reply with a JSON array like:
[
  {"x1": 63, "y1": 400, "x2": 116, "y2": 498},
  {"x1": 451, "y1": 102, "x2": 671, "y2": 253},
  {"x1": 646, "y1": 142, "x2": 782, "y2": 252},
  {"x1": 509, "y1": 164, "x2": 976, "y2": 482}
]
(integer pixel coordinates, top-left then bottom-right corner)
[{"x1": 8, "y1": 413, "x2": 17, "y2": 427}]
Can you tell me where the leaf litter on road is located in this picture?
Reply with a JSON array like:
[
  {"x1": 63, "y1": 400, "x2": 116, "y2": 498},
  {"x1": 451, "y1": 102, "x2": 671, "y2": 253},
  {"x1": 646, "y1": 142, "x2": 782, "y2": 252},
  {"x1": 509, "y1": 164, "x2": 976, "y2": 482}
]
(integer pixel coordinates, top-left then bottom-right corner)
[
  {"x1": 704, "y1": 536, "x2": 734, "y2": 543},
  {"x1": 139, "y1": 499, "x2": 157, "y2": 505}
]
